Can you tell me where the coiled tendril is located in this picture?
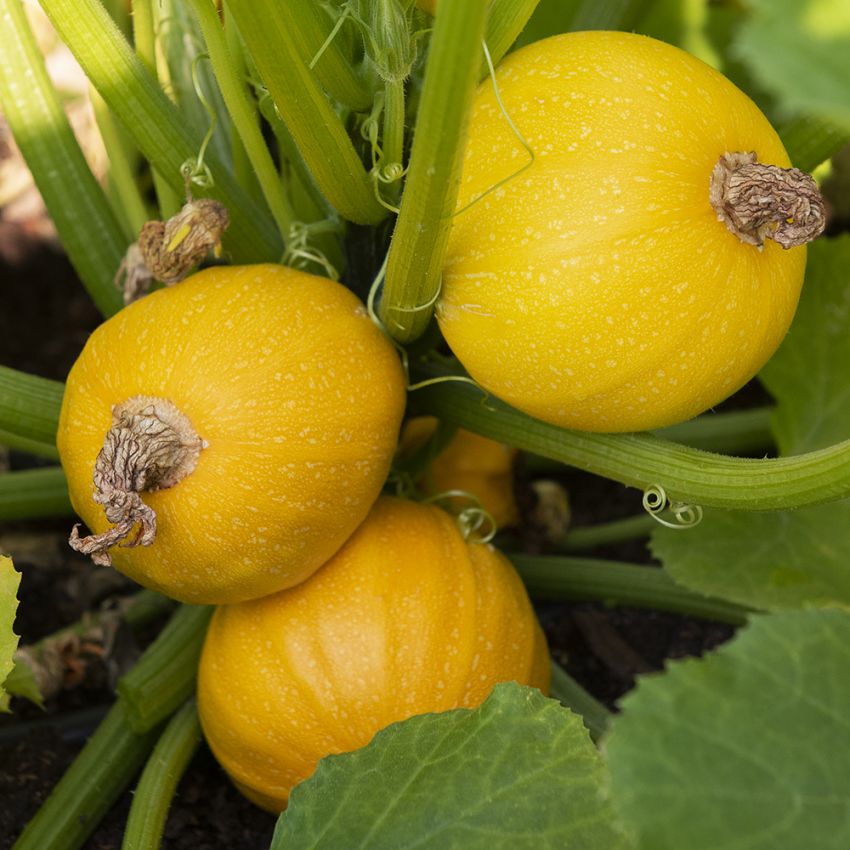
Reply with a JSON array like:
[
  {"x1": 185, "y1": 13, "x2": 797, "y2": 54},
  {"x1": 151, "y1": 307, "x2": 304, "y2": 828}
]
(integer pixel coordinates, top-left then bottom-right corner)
[
  {"x1": 642, "y1": 484, "x2": 704, "y2": 530},
  {"x1": 424, "y1": 490, "x2": 497, "y2": 545}
]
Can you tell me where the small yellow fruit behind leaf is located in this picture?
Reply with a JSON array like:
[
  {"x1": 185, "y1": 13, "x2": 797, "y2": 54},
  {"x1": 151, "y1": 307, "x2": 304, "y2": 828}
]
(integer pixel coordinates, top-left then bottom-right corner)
[
  {"x1": 197, "y1": 496, "x2": 550, "y2": 812},
  {"x1": 58, "y1": 264, "x2": 406, "y2": 604},
  {"x1": 400, "y1": 416, "x2": 519, "y2": 527}
]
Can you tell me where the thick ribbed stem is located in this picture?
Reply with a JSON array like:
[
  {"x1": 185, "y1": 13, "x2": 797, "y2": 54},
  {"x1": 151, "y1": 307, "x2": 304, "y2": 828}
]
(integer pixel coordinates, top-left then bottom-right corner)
[
  {"x1": 709, "y1": 151, "x2": 825, "y2": 249},
  {"x1": 69, "y1": 397, "x2": 206, "y2": 566}
]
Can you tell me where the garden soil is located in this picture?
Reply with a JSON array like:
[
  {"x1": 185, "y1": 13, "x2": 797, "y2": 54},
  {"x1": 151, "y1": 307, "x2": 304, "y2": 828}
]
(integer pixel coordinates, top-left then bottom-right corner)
[{"x1": 0, "y1": 246, "x2": 736, "y2": 850}]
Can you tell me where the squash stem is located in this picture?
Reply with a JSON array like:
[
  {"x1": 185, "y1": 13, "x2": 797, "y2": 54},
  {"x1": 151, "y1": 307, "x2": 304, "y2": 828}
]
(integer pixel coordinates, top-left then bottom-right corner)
[
  {"x1": 380, "y1": 78, "x2": 406, "y2": 206},
  {"x1": 0, "y1": 468, "x2": 72, "y2": 520},
  {"x1": 0, "y1": 366, "x2": 64, "y2": 460},
  {"x1": 120, "y1": 699, "x2": 202, "y2": 850},
  {"x1": 512, "y1": 555, "x2": 751, "y2": 625},
  {"x1": 224, "y1": 0, "x2": 385, "y2": 224},
  {"x1": 379, "y1": 0, "x2": 490, "y2": 342},
  {"x1": 132, "y1": 0, "x2": 181, "y2": 218},
  {"x1": 0, "y1": 0, "x2": 126, "y2": 317},
  {"x1": 38, "y1": 0, "x2": 282, "y2": 263},
  {"x1": 408, "y1": 365, "x2": 850, "y2": 511},
  {"x1": 118, "y1": 604, "x2": 213, "y2": 733},
  {"x1": 523, "y1": 407, "x2": 775, "y2": 474},
  {"x1": 557, "y1": 514, "x2": 656, "y2": 552},
  {"x1": 187, "y1": 0, "x2": 296, "y2": 247}
]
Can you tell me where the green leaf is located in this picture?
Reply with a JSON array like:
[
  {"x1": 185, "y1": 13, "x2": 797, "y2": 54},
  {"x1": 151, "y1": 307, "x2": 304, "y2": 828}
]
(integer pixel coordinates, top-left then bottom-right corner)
[
  {"x1": 0, "y1": 556, "x2": 21, "y2": 712},
  {"x1": 734, "y1": 0, "x2": 850, "y2": 129},
  {"x1": 606, "y1": 609, "x2": 850, "y2": 850},
  {"x1": 651, "y1": 504, "x2": 850, "y2": 610},
  {"x1": 275, "y1": 682, "x2": 630, "y2": 850},
  {"x1": 652, "y1": 236, "x2": 850, "y2": 611},
  {"x1": 3, "y1": 659, "x2": 44, "y2": 709},
  {"x1": 760, "y1": 236, "x2": 850, "y2": 456}
]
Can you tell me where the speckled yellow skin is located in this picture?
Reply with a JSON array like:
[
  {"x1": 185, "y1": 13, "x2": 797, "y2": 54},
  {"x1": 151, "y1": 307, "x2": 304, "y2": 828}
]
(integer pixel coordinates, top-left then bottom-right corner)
[
  {"x1": 439, "y1": 31, "x2": 807, "y2": 432},
  {"x1": 197, "y1": 496, "x2": 550, "y2": 812},
  {"x1": 57, "y1": 264, "x2": 406, "y2": 604}
]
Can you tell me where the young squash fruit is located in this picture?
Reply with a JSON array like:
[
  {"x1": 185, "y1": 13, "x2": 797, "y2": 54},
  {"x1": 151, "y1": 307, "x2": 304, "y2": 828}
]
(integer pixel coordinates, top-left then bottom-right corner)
[
  {"x1": 57, "y1": 264, "x2": 406, "y2": 604},
  {"x1": 438, "y1": 31, "x2": 825, "y2": 433},
  {"x1": 197, "y1": 495, "x2": 550, "y2": 812},
  {"x1": 399, "y1": 416, "x2": 519, "y2": 528}
]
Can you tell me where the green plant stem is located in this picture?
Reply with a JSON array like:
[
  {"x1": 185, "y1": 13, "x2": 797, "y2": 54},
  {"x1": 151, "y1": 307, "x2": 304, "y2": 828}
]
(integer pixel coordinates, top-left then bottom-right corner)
[
  {"x1": 381, "y1": 78, "x2": 405, "y2": 203},
  {"x1": 90, "y1": 87, "x2": 149, "y2": 239},
  {"x1": 0, "y1": 0, "x2": 125, "y2": 317},
  {"x1": 481, "y1": 0, "x2": 542, "y2": 73},
  {"x1": 0, "y1": 366, "x2": 64, "y2": 460},
  {"x1": 408, "y1": 370, "x2": 850, "y2": 510},
  {"x1": 559, "y1": 514, "x2": 656, "y2": 552},
  {"x1": 188, "y1": 0, "x2": 295, "y2": 247},
  {"x1": 549, "y1": 660, "x2": 610, "y2": 740},
  {"x1": 379, "y1": 0, "x2": 490, "y2": 342},
  {"x1": 132, "y1": 0, "x2": 180, "y2": 217},
  {"x1": 257, "y1": 92, "x2": 335, "y2": 220},
  {"x1": 11, "y1": 701, "x2": 161, "y2": 850},
  {"x1": 121, "y1": 699, "x2": 202, "y2": 850},
  {"x1": 0, "y1": 468, "x2": 71, "y2": 520},
  {"x1": 283, "y1": 0, "x2": 370, "y2": 111},
  {"x1": 117, "y1": 604, "x2": 213, "y2": 733},
  {"x1": 222, "y1": 7, "x2": 255, "y2": 190},
  {"x1": 654, "y1": 406, "x2": 774, "y2": 455},
  {"x1": 131, "y1": 0, "x2": 157, "y2": 74},
  {"x1": 39, "y1": 0, "x2": 282, "y2": 263},
  {"x1": 225, "y1": 0, "x2": 384, "y2": 224},
  {"x1": 511, "y1": 554, "x2": 751, "y2": 624},
  {"x1": 523, "y1": 406, "x2": 775, "y2": 475}
]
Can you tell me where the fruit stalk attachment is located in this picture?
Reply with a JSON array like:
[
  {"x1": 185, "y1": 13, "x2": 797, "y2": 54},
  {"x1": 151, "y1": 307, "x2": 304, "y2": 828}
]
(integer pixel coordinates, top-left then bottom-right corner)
[
  {"x1": 69, "y1": 396, "x2": 206, "y2": 565},
  {"x1": 710, "y1": 151, "x2": 826, "y2": 248}
]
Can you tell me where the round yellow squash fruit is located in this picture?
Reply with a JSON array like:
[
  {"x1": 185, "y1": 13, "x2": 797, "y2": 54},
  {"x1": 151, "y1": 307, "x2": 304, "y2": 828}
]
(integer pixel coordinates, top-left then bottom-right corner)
[
  {"x1": 438, "y1": 31, "x2": 823, "y2": 433},
  {"x1": 399, "y1": 416, "x2": 519, "y2": 528},
  {"x1": 197, "y1": 496, "x2": 550, "y2": 812},
  {"x1": 57, "y1": 264, "x2": 406, "y2": 604}
]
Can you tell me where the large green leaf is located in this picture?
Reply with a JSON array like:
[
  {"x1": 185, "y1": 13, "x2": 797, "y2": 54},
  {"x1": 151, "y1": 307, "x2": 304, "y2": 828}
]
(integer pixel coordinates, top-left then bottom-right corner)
[
  {"x1": 651, "y1": 504, "x2": 850, "y2": 610},
  {"x1": 274, "y1": 682, "x2": 630, "y2": 850},
  {"x1": 0, "y1": 555, "x2": 21, "y2": 712},
  {"x1": 605, "y1": 609, "x2": 850, "y2": 850},
  {"x1": 652, "y1": 236, "x2": 850, "y2": 610},
  {"x1": 734, "y1": 0, "x2": 850, "y2": 129}
]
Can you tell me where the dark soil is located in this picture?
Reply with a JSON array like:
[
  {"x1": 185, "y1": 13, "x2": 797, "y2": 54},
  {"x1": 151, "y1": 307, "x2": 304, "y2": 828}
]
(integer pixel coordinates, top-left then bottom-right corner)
[{"x1": 0, "y1": 248, "x2": 736, "y2": 850}]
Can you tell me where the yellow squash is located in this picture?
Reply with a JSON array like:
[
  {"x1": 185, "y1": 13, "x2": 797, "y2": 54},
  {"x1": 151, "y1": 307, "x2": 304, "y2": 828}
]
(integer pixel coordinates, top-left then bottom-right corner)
[
  {"x1": 58, "y1": 264, "x2": 406, "y2": 604},
  {"x1": 197, "y1": 496, "x2": 550, "y2": 812},
  {"x1": 400, "y1": 416, "x2": 519, "y2": 528},
  {"x1": 439, "y1": 31, "x2": 822, "y2": 432}
]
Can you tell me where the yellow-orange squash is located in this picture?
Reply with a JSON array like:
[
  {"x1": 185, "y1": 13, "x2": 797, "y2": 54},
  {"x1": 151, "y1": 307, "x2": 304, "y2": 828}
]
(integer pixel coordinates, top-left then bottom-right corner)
[
  {"x1": 439, "y1": 31, "x2": 820, "y2": 433},
  {"x1": 197, "y1": 496, "x2": 550, "y2": 812},
  {"x1": 57, "y1": 264, "x2": 406, "y2": 604},
  {"x1": 399, "y1": 416, "x2": 519, "y2": 528}
]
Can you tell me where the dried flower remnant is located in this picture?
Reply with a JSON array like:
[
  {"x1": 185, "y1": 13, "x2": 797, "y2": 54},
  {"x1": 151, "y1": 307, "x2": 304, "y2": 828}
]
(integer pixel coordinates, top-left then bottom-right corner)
[
  {"x1": 710, "y1": 152, "x2": 826, "y2": 249},
  {"x1": 69, "y1": 397, "x2": 206, "y2": 567},
  {"x1": 116, "y1": 198, "x2": 230, "y2": 303}
]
